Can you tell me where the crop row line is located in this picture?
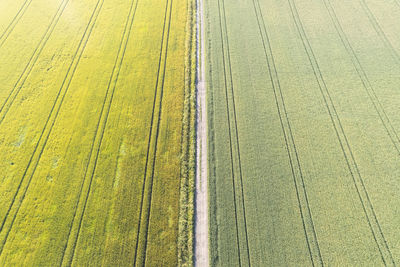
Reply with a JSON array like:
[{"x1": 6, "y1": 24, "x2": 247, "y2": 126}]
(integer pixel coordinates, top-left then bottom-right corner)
[
  {"x1": 59, "y1": 0, "x2": 140, "y2": 265},
  {"x1": 0, "y1": 0, "x2": 104, "y2": 257},
  {"x1": 216, "y1": 0, "x2": 251, "y2": 265},
  {"x1": 132, "y1": 0, "x2": 173, "y2": 265},
  {"x1": 0, "y1": 0, "x2": 33, "y2": 48},
  {"x1": 288, "y1": 0, "x2": 394, "y2": 265},
  {"x1": 0, "y1": 0, "x2": 70, "y2": 126},
  {"x1": 251, "y1": 0, "x2": 324, "y2": 266}
]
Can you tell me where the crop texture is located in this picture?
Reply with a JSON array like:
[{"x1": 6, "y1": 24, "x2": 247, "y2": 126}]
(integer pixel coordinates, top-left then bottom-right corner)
[
  {"x1": 0, "y1": 0, "x2": 195, "y2": 265},
  {"x1": 206, "y1": 0, "x2": 400, "y2": 265}
]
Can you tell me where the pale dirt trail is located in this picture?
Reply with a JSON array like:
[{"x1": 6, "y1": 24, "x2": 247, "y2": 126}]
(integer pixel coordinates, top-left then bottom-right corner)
[{"x1": 194, "y1": 0, "x2": 208, "y2": 263}]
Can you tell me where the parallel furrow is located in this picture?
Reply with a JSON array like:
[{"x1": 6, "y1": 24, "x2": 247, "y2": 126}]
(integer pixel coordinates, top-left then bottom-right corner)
[
  {"x1": 0, "y1": 0, "x2": 70, "y2": 125},
  {"x1": 132, "y1": 0, "x2": 172, "y2": 265},
  {"x1": 323, "y1": 0, "x2": 400, "y2": 156},
  {"x1": 0, "y1": 0, "x2": 33, "y2": 48},
  {"x1": 59, "y1": 0, "x2": 139, "y2": 265},
  {"x1": 0, "y1": 0, "x2": 104, "y2": 256},
  {"x1": 288, "y1": 0, "x2": 395, "y2": 265},
  {"x1": 251, "y1": 0, "x2": 323, "y2": 266}
]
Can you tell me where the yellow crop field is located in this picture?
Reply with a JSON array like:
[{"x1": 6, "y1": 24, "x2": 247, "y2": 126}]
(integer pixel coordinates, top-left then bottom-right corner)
[{"x1": 0, "y1": 0, "x2": 196, "y2": 265}]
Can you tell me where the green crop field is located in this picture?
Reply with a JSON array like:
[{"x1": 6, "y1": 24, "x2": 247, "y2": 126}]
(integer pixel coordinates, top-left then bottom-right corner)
[
  {"x1": 0, "y1": 0, "x2": 196, "y2": 265},
  {"x1": 206, "y1": 0, "x2": 400, "y2": 265}
]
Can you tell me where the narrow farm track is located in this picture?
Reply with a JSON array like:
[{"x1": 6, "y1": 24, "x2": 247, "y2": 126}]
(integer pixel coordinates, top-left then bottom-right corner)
[
  {"x1": 194, "y1": 0, "x2": 209, "y2": 262},
  {"x1": 0, "y1": 0, "x2": 33, "y2": 48},
  {"x1": 59, "y1": 0, "x2": 139, "y2": 265},
  {"x1": 133, "y1": 0, "x2": 173, "y2": 265},
  {"x1": 0, "y1": 0, "x2": 104, "y2": 255},
  {"x1": 0, "y1": 0, "x2": 70, "y2": 125},
  {"x1": 251, "y1": 0, "x2": 323, "y2": 265}
]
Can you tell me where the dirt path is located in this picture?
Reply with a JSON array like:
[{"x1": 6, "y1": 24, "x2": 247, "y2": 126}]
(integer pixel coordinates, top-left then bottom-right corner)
[{"x1": 194, "y1": 0, "x2": 208, "y2": 263}]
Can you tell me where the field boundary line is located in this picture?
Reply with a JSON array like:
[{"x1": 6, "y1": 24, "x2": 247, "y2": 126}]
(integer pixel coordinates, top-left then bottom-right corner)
[
  {"x1": 0, "y1": 0, "x2": 70, "y2": 125},
  {"x1": 177, "y1": 0, "x2": 196, "y2": 263},
  {"x1": 204, "y1": 0, "x2": 219, "y2": 263},
  {"x1": 132, "y1": 0, "x2": 172, "y2": 265},
  {"x1": 0, "y1": 0, "x2": 33, "y2": 48},
  {"x1": 58, "y1": 0, "x2": 140, "y2": 265},
  {"x1": 0, "y1": 0, "x2": 104, "y2": 256},
  {"x1": 288, "y1": 0, "x2": 394, "y2": 265},
  {"x1": 251, "y1": 0, "x2": 323, "y2": 265}
]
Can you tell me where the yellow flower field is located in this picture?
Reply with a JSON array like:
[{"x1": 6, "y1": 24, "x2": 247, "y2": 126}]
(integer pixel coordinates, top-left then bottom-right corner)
[{"x1": 0, "y1": 0, "x2": 196, "y2": 265}]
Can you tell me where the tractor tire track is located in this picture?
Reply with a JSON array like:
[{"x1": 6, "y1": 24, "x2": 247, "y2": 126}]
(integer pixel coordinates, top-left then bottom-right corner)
[
  {"x1": 0, "y1": 0, "x2": 104, "y2": 256},
  {"x1": 288, "y1": 0, "x2": 394, "y2": 265},
  {"x1": 215, "y1": 0, "x2": 242, "y2": 264},
  {"x1": 0, "y1": 0, "x2": 33, "y2": 48},
  {"x1": 251, "y1": 0, "x2": 323, "y2": 265},
  {"x1": 141, "y1": 1, "x2": 174, "y2": 263},
  {"x1": 359, "y1": 0, "x2": 400, "y2": 64},
  {"x1": 216, "y1": 0, "x2": 251, "y2": 264},
  {"x1": 219, "y1": 0, "x2": 251, "y2": 265},
  {"x1": 323, "y1": 0, "x2": 400, "y2": 157},
  {"x1": 0, "y1": 0, "x2": 70, "y2": 125},
  {"x1": 132, "y1": 0, "x2": 172, "y2": 265},
  {"x1": 321, "y1": 0, "x2": 395, "y2": 264},
  {"x1": 59, "y1": 0, "x2": 139, "y2": 265}
]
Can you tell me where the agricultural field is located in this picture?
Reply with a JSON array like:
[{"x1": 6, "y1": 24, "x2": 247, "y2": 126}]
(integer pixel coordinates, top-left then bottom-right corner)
[
  {"x1": 0, "y1": 0, "x2": 196, "y2": 265},
  {"x1": 206, "y1": 0, "x2": 400, "y2": 265}
]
